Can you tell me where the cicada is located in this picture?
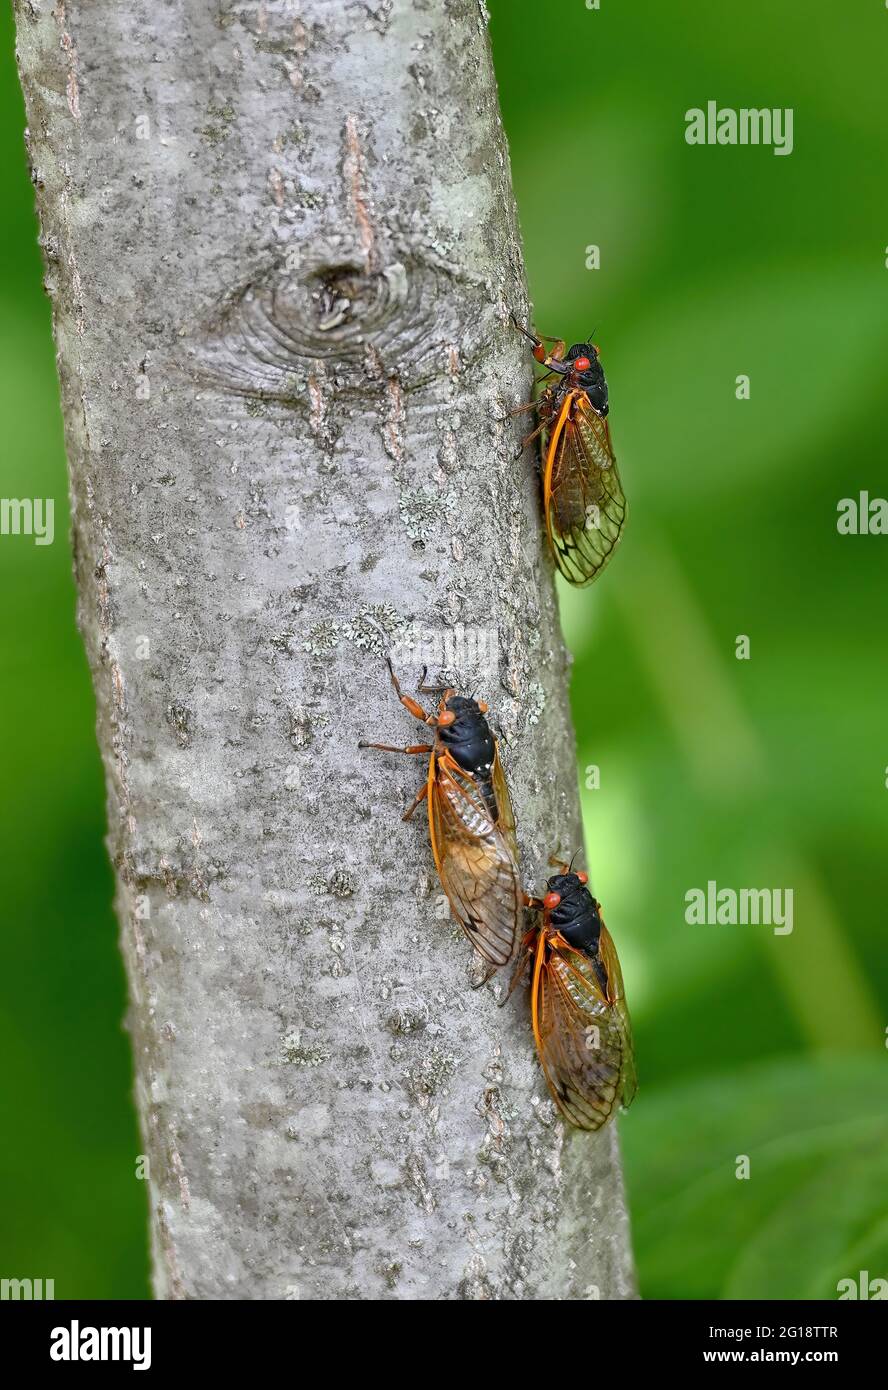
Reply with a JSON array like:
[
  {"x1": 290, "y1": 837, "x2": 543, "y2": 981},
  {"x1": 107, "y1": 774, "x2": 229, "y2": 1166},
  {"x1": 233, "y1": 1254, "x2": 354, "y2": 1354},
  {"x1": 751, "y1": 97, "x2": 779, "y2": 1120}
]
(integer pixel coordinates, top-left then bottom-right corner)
[
  {"x1": 509, "y1": 859, "x2": 636, "y2": 1130},
  {"x1": 359, "y1": 661, "x2": 522, "y2": 969},
  {"x1": 513, "y1": 319, "x2": 627, "y2": 587}
]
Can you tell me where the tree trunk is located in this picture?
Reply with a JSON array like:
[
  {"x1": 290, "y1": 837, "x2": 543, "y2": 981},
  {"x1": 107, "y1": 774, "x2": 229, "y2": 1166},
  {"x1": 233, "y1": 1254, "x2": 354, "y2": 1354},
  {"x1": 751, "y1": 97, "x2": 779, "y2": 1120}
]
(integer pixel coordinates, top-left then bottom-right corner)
[{"x1": 14, "y1": 0, "x2": 635, "y2": 1300}]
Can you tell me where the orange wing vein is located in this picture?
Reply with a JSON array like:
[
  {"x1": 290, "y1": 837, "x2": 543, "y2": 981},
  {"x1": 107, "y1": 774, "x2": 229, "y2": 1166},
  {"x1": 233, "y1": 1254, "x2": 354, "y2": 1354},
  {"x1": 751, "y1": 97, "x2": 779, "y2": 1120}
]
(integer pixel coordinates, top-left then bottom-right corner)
[
  {"x1": 543, "y1": 390, "x2": 627, "y2": 587},
  {"x1": 532, "y1": 928, "x2": 636, "y2": 1129},
  {"x1": 427, "y1": 747, "x2": 521, "y2": 967}
]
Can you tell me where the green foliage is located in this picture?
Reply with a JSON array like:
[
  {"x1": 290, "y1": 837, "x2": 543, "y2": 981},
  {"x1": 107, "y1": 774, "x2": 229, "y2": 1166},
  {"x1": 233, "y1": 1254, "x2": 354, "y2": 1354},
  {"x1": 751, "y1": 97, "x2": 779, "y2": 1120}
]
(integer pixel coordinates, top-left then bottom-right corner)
[
  {"x1": 491, "y1": 0, "x2": 888, "y2": 1299},
  {"x1": 621, "y1": 1056, "x2": 888, "y2": 1300}
]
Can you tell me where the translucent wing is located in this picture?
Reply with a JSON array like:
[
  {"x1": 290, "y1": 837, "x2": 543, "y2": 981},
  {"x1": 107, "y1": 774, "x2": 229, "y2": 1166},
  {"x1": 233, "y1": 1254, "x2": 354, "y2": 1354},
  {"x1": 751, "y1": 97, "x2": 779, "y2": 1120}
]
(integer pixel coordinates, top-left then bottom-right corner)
[
  {"x1": 533, "y1": 930, "x2": 635, "y2": 1130},
  {"x1": 428, "y1": 749, "x2": 522, "y2": 968},
  {"x1": 543, "y1": 390, "x2": 627, "y2": 587},
  {"x1": 598, "y1": 923, "x2": 637, "y2": 1108},
  {"x1": 490, "y1": 745, "x2": 518, "y2": 855}
]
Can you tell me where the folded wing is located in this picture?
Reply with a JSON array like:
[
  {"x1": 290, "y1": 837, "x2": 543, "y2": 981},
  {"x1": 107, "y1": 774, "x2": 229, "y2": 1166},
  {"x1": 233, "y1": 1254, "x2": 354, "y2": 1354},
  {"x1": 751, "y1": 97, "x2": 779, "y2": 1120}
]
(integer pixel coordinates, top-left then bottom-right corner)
[
  {"x1": 543, "y1": 391, "x2": 627, "y2": 587},
  {"x1": 534, "y1": 933, "x2": 635, "y2": 1129},
  {"x1": 428, "y1": 751, "x2": 522, "y2": 968}
]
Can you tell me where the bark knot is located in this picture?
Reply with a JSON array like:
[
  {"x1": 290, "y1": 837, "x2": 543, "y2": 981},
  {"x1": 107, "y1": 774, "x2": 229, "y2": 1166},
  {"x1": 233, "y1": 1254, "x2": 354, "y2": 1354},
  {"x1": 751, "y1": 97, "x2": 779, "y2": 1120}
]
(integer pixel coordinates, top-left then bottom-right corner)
[{"x1": 187, "y1": 246, "x2": 491, "y2": 402}]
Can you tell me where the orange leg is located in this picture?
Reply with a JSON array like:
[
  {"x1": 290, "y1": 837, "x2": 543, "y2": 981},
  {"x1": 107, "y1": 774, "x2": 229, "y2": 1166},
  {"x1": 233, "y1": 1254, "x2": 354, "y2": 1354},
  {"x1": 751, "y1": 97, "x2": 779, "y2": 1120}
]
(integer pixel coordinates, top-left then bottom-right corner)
[
  {"x1": 401, "y1": 781, "x2": 429, "y2": 822},
  {"x1": 357, "y1": 732, "x2": 433, "y2": 820},
  {"x1": 547, "y1": 852, "x2": 582, "y2": 874},
  {"x1": 385, "y1": 657, "x2": 435, "y2": 724},
  {"x1": 510, "y1": 315, "x2": 566, "y2": 361},
  {"x1": 358, "y1": 741, "x2": 431, "y2": 755}
]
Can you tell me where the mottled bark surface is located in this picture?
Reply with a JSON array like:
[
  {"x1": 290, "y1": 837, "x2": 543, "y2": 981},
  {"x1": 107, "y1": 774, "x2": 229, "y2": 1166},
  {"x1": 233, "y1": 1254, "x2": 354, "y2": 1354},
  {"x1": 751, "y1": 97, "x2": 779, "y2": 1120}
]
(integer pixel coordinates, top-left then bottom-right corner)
[{"x1": 14, "y1": 0, "x2": 635, "y2": 1299}]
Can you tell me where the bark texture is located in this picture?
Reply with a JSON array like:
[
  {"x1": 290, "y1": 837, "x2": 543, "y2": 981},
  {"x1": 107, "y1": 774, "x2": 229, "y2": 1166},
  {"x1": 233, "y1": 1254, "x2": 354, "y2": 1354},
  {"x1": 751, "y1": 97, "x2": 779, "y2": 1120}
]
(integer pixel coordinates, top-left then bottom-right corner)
[{"x1": 15, "y1": 0, "x2": 636, "y2": 1300}]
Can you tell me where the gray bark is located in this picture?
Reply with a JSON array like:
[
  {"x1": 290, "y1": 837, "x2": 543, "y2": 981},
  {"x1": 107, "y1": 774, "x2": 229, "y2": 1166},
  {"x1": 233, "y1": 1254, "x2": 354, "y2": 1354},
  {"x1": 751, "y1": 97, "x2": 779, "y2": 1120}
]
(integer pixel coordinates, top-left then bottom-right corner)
[{"x1": 14, "y1": 0, "x2": 636, "y2": 1300}]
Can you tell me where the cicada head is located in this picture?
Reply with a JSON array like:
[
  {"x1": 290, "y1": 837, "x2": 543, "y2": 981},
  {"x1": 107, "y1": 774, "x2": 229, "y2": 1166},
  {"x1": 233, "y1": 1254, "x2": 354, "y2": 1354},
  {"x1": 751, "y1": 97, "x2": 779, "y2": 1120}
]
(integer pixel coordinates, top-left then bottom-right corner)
[
  {"x1": 437, "y1": 693, "x2": 486, "y2": 721},
  {"x1": 543, "y1": 871, "x2": 603, "y2": 955},
  {"x1": 565, "y1": 343, "x2": 609, "y2": 416}
]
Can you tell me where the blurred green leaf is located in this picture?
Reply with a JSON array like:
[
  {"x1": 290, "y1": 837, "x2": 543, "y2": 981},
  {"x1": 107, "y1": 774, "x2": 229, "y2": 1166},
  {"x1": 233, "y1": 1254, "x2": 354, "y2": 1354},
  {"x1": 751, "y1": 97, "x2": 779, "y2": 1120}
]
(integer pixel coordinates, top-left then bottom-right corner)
[
  {"x1": 622, "y1": 1055, "x2": 888, "y2": 1300},
  {"x1": 725, "y1": 1140, "x2": 888, "y2": 1299}
]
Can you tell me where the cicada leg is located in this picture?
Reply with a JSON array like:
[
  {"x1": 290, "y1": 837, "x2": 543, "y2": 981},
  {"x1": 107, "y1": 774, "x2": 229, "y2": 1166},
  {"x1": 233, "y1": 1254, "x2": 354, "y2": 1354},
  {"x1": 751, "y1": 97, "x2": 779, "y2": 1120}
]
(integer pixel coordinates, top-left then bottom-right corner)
[
  {"x1": 357, "y1": 741, "x2": 432, "y2": 755},
  {"x1": 400, "y1": 781, "x2": 429, "y2": 823},
  {"x1": 357, "y1": 738, "x2": 432, "y2": 820},
  {"x1": 512, "y1": 385, "x2": 558, "y2": 459},
  {"x1": 469, "y1": 957, "x2": 499, "y2": 991},
  {"x1": 511, "y1": 314, "x2": 568, "y2": 362},
  {"x1": 543, "y1": 338, "x2": 566, "y2": 363},
  {"x1": 547, "y1": 855, "x2": 572, "y2": 874},
  {"x1": 515, "y1": 416, "x2": 548, "y2": 460},
  {"x1": 510, "y1": 313, "x2": 541, "y2": 350},
  {"x1": 384, "y1": 657, "x2": 436, "y2": 724},
  {"x1": 498, "y1": 925, "x2": 539, "y2": 1006},
  {"x1": 510, "y1": 314, "x2": 565, "y2": 356},
  {"x1": 416, "y1": 666, "x2": 455, "y2": 700}
]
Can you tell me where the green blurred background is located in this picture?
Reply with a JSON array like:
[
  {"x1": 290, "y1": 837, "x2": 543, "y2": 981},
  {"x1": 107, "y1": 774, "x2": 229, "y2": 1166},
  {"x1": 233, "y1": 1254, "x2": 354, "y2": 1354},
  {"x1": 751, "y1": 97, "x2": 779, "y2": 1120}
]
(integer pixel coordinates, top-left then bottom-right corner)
[{"x1": 1, "y1": 0, "x2": 886, "y2": 1299}]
